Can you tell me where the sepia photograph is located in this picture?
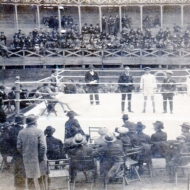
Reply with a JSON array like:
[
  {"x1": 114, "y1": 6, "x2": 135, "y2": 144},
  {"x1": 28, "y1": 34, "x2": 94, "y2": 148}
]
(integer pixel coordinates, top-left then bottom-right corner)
[{"x1": 0, "y1": 0, "x2": 190, "y2": 189}]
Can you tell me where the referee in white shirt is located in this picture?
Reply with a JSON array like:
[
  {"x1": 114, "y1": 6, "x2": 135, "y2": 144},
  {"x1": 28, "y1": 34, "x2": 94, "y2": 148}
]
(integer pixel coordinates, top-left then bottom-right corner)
[{"x1": 140, "y1": 67, "x2": 157, "y2": 113}]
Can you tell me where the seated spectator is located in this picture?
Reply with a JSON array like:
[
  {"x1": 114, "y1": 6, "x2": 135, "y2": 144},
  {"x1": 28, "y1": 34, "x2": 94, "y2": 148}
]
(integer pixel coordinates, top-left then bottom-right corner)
[
  {"x1": 64, "y1": 79, "x2": 76, "y2": 94},
  {"x1": 0, "y1": 98, "x2": 6, "y2": 123},
  {"x1": 165, "y1": 135, "x2": 189, "y2": 183},
  {"x1": 76, "y1": 80, "x2": 86, "y2": 94},
  {"x1": 0, "y1": 122, "x2": 11, "y2": 168},
  {"x1": 151, "y1": 121, "x2": 168, "y2": 158},
  {"x1": 94, "y1": 127, "x2": 108, "y2": 146},
  {"x1": 116, "y1": 127, "x2": 131, "y2": 152},
  {"x1": 180, "y1": 122, "x2": 190, "y2": 144},
  {"x1": 44, "y1": 126, "x2": 65, "y2": 161},
  {"x1": 68, "y1": 133, "x2": 94, "y2": 182},
  {"x1": 82, "y1": 23, "x2": 89, "y2": 35},
  {"x1": 93, "y1": 132, "x2": 125, "y2": 182},
  {"x1": 65, "y1": 111, "x2": 84, "y2": 140},
  {"x1": 132, "y1": 122, "x2": 152, "y2": 174}
]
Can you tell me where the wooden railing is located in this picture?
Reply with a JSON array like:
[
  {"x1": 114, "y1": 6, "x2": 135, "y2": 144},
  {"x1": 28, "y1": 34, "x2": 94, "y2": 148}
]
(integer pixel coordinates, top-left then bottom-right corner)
[{"x1": 4, "y1": 48, "x2": 190, "y2": 58}]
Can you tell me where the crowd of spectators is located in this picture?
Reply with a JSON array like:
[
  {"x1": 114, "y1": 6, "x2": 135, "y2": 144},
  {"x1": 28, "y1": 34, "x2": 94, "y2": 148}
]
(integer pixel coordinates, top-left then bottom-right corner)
[{"x1": 1, "y1": 22, "x2": 190, "y2": 56}]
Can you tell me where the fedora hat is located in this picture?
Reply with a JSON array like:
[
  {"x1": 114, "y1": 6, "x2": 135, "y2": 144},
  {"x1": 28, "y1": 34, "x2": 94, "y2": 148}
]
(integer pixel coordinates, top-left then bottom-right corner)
[
  {"x1": 44, "y1": 126, "x2": 56, "y2": 135},
  {"x1": 73, "y1": 133, "x2": 85, "y2": 145},
  {"x1": 153, "y1": 121, "x2": 164, "y2": 129},
  {"x1": 122, "y1": 114, "x2": 129, "y2": 120},
  {"x1": 180, "y1": 122, "x2": 190, "y2": 129},
  {"x1": 98, "y1": 127, "x2": 108, "y2": 136},
  {"x1": 136, "y1": 122, "x2": 146, "y2": 130},
  {"x1": 15, "y1": 114, "x2": 25, "y2": 124},
  {"x1": 66, "y1": 111, "x2": 77, "y2": 117},
  {"x1": 117, "y1": 127, "x2": 128, "y2": 134},
  {"x1": 176, "y1": 135, "x2": 186, "y2": 140},
  {"x1": 103, "y1": 132, "x2": 116, "y2": 143},
  {"x1": 26, "y1": 114, "x2": 38, "y2": 125}
]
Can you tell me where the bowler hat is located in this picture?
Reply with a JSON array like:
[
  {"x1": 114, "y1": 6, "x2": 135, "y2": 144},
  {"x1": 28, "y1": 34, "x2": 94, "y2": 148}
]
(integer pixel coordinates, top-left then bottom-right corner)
[
  {"x1": 73, "y1": 133, "x2": 85, "y2": 145},
  {"x1": 117, "y1": 127, "x2": 128, "y2": 134},
  {"x1": 103, "y1": 132, "x2": 116, "y2": 143},
  {"x1": 180, "y1": 122, "x2": 190, "y2": 129},
  {"x1": 166, "y1": 71, "x2": 173, "y2": 75},
  {"x1": 26, "y1": 114, "x2": 38, "y2": 125},
  {"x1": 144, "y1": 67, "x2": 151, "y2": 71},
  {"x1": 44, "y1": 126, "x2": 56, "y2": 135},
  {"x1": 98, "y1": 127, "x2": 108, "y2": 136},
  {"x1": 15, "y1": 114, "x2": 25, "y2": 124},
  {"x1": 136, "y1": 122, "x2": 146, "y2": 130},
  {"x1": 122, "y1": 114, "x2": 129, "y2": 120},
  {"x1": 153, "y1": 121, "x2": 164, "y2": 129}
]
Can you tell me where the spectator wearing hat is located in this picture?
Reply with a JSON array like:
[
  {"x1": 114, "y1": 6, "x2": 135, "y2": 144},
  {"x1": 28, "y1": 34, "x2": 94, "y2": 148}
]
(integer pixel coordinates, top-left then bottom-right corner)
[
  {"x1": 151, "y1": 121, "x2": 168, "y2": 158},
  {"x1": 132, "y1": 122, "x2": 152, "y2": 174},
  {"x1": 9, "y1": 114, "x2": 26, "y2": 190},
  {"x1": 93, "y1": 132, "x2": 124, "y2": 182},
  {"x1": 65, "y1": 111, "x2": 84, "y2": 140},
  {"x1": 68, "y1": 133, "x2": 94, "y2": 182},
  {"x1": 94, "y1": 127, "x2": 108, "y2": 146},
  {"x1": 161, "y1": 71, "x2": 176, "y2": 114},
  {"x1": 8, "y1": 86, "x2": 16, "y2": 108},
  {"x1": 116, "y1": 127, "x2": 131, "y2": 152},
  {"x1": 118, "y1": 66, "x2": 134, "y2": 113},
  {"x1": 0, "y1": 122, "x2": 11, "y2": 169},
  {"x1": 85, "y1": 64, "x2": 100, "y2": 105},
  {"x1": 44, "y1": 126, "x2": 65, "y2": 160},
  {"x1": 0, "y1": 85, "x2": 8, "y2": 101},
  {"x1": 165, "y1": 135, "x2": 189, "y2": 183},
  {"x1": 180, "y1": 122, "x2": 190, "y2": 143},
  {"x1": 17, "y1": 114, "x2": 47, "y2": 190},
  {"x1": 50, "y1": 69, "x2": 59, "y2": 92},
  {"x1": 140, "y1": 67, "x2": 157, "y2": 113},
  {"x1": 0, "y1": 98, "x2": 6, "y2": 123}
]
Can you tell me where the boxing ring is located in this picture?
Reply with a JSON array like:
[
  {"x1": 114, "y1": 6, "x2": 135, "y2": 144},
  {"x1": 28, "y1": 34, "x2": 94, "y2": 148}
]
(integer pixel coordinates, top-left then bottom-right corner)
[{"x1": 13, "y1": 68, "x2": 190, "y2": 142}]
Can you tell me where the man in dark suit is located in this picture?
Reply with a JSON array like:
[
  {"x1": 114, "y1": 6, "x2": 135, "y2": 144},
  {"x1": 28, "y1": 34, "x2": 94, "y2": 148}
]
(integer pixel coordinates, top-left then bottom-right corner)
[
  {"x1": 85, "y1": 64, "x2": 100, "y2": 105},
  {"x1": 118, "y1": 67, "x2": 134, "y2": 113},
  {"x1": 161, "y1": 71, "x2": 176, "y2": 114}
]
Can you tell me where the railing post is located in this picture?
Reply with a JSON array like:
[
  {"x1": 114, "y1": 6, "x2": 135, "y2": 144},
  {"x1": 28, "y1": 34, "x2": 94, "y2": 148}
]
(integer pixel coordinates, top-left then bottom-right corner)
[{"x1": 15, "y1": 76, "x2": 20, "y2": 114}]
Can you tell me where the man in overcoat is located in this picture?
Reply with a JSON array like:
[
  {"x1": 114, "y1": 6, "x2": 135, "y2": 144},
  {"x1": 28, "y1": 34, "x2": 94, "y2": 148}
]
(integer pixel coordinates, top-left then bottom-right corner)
[
  {"x1": 17, "y1": 114, "x2": 47, "y2": 190},
  {"x1": 9, "y1": 114, "x2": 26, "y2": 190}
]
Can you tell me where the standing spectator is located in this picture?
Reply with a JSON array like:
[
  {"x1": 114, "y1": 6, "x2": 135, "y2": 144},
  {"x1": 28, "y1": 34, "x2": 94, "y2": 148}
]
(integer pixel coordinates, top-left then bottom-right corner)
[
  {"x1": 140, "y1": 67, "x2": 157, "y2": 113},
  {"x1": 102, "y1": 15, "x2": 107, "y2": 34},
  {"x1": 85, "y1": 64, "x2": 100, "y2": 105},
  {"x1": 115, "y1": 15, "x2": 120, "y2": 35},
  {"x1": 0, "y1": 32, "x2": 7, "y2": 45},
  {"x1": 118, "y1": 66, "x2": 134, "y2": 113},
  {"x1": 161, "y1": 71, "x2": 176, "y2": 114},
  {"x1": 0, "y1": 98, "x2": 6, "y2": 122},
  {"x1": 17, "y1": 114, "x2": 47, "y2": 190},
  {"x1": 9, "y1": 114, "x2": 26, "y2": 190},
  {"x1": 61, "y1": 15, "x2": 65, "y2": 28},
  {"x1": 180, "y1": 122, "x2": 190, "y2": 143},
  {"x1": 65, "y1": 111, "x2": 84, "y2": 140},
  {"x1": 53, "y1": 16, "x2": 59, "y2": 30},
  {"x1": 8, "y1": 86, "x2": 16, "y2": 108}
]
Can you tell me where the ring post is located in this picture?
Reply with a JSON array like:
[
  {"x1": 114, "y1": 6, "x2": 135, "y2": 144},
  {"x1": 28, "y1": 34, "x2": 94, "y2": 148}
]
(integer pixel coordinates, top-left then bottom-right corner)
[{"x1": 15, "y1": 76, "x2": 20, "y2": 114}]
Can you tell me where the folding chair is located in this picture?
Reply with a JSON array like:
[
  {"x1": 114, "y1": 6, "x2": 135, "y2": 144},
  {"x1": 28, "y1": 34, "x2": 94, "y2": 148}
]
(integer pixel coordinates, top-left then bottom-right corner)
[
  {"x1": 47, "y1": 158, "x2": 70, "y2": 190},
  {"x1": 41, "y1": 95, "x2": 57, "y2": 116},
  {"x1": 124, "y1": 147, "x2": 142, "y2": 184},
  {"x1": 175, "y1": 153, "x2": 190, "y2": 186},
  {"x1": 71, "y1": 156, "x2": 97, "y2": 190},
  {"x1": 104, "y1": 156, "x2": 126, "y2": 190},
  {"x1": 89, "y1": 127, "x2": 101, "y2": 143}
]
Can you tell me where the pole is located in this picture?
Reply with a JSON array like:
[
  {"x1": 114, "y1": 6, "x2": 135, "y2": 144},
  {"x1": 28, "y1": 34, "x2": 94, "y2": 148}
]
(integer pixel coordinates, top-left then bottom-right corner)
[
  {"x1": 15, "y1": 4, "x2": 18, "y2": 31},
  {"x1": 160, "y1": 5, "x2": 163, "y2": 28},
  {"x1": 15, "y1": 76, "x2": 20, "y2": 114},
  {"x1": 140, "y1": 6, "x2": 143, "y2": 31},
  {"x1": 99, "y1": 6, "x2": 102, "y2": 32},
  {"x1": 37, "y1": 5, "x2": 40, "y2": 29},
  {"x1": 119, "y1": 6, "x2": 122, "y2": 33},
  {"x1": 78, "y1": 6, "x2": 82, "y2": 34},
  {"x1": 58, "y1": 6, "x2": 61, "y2": 34},
  {"x1": 181, "y1": 5, "x2": 184, "y2": 28}
]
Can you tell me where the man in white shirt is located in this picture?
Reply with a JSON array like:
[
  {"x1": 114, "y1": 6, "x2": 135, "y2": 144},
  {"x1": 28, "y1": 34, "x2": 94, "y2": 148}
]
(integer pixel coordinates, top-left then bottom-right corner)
[{"x1": 140, "y1": 67, "x2": 157, "y2": 113}]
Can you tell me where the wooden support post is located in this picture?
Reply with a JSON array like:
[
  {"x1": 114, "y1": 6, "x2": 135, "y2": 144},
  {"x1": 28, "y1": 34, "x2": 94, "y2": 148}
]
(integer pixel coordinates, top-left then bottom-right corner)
[
  {"x1": 140, "y1": 6, "x2": 143, "y2": 31},
  {"x1": 78, "y1": 6, "x2": 82, "y2": 34},
  {"x1": 160, "y1": 5, "x2": 163, "y2": 28},
  {"x1": 119, "y1": 6, "x2": 122, "y2": 33},
  {"x1": 37, "y1": 5, "x2": 40, "y2": 29},
  {"x1": 99, "y1": 6, "x2": 102, "y2": 32},
  {"x1": 58, "y1": 6, "x2": 61, "y2": 34},
  {"x1": 15, "y1": 76, "x2": 20, "y2": 114},
  {"x1": 15, "y1": 4, "x2": 18, "y2": 31},
  {"x1": 181, "y1": 5, "x2": 184, "y2": 28}
]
